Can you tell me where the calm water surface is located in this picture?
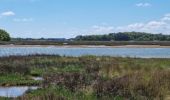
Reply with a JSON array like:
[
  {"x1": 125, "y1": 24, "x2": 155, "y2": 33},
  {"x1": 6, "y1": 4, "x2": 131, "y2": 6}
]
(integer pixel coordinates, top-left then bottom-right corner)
[
  {"x1": 0, "y1": 86, "x2": 38, "y2": 98},
  {"x1": 0, "y1": 46, "x2": 170, "y2": 58}
]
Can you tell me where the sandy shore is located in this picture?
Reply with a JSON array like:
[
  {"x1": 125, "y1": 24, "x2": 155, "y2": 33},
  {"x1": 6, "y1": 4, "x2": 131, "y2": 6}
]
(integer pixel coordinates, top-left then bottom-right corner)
[{"x1": 0, "y1": 45, "x2": 170, "y2": 48}]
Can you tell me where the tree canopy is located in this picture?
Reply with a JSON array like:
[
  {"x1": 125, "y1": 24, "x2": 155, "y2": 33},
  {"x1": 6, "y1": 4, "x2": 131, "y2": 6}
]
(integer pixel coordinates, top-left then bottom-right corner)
[
  {"x1": 0, "y1": 29, "x2": 10, "y2": 41},
  {"x1": 74, "y1": 32, "x2": 170, "y2": 41}
]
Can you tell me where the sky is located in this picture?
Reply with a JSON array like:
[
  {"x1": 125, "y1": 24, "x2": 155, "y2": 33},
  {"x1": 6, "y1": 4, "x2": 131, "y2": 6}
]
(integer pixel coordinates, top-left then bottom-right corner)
[{"x1": 0, "y1": 0, "x2": 170, "y2": 38}]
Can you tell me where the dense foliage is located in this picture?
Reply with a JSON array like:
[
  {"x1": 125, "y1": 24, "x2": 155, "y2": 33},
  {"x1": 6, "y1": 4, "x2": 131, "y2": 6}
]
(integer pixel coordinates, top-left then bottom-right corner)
[
  {"x1": 0, "y1": 29, "x2": 10, "y2": 41},
  {"x1": 74, "y1": 32, "x2": 170, "y2": 41}
]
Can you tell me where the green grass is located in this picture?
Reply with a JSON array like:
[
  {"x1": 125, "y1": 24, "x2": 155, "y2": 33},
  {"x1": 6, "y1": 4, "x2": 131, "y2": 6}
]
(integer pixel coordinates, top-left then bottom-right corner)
[
  {"x1": 30, "y1": 68, "x2": 45, "y2": 76},
  {"x1": 0, "y1": 74, "x2": 41, "y2": 86}
]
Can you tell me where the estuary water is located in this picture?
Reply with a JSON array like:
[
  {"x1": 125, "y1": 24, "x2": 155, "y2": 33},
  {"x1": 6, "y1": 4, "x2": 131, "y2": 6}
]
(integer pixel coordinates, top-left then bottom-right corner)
[{"x1": 0, "y1": 46, "x2": 170, "y2": 58}]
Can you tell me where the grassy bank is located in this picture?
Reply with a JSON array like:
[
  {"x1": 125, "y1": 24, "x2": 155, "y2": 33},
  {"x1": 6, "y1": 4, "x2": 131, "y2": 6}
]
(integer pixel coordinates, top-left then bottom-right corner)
[{"x1": 0, "y1": 55, "x2": 170, "y2": 99}]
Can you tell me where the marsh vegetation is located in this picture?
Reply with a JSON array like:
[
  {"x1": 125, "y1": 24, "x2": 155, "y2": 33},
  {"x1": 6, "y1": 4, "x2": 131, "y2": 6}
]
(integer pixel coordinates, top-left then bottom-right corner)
[{"x1": 0, "y1": 55, "x2": 170, "y2": 99}]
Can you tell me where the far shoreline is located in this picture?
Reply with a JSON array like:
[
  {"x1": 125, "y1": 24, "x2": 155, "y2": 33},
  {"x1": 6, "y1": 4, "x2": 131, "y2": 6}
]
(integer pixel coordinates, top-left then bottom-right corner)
[{"x1": 1, "y1": 44, "x2": 170, "y2": 48}]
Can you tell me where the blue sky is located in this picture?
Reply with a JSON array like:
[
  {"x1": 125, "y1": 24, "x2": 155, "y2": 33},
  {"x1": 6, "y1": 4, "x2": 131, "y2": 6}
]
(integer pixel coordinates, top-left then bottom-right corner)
[{"x1": 0, "y1": 0, "x2": 170, "y2": 38}]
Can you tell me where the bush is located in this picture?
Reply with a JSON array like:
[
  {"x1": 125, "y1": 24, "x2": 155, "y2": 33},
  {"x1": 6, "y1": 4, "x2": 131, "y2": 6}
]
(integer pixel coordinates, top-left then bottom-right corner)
[{"x1": 0, "y1": 29, "x2": 10, "y2": 41}]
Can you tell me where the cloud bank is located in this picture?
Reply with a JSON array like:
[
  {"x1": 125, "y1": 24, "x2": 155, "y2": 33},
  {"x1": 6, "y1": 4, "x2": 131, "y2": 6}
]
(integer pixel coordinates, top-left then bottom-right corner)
[{"x1": 86, "y1": 13, "x2": 170, "y2": 35}]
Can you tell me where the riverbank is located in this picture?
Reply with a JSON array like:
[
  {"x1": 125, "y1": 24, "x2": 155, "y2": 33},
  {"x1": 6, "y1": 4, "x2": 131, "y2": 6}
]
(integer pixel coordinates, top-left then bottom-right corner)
[
  {"x1": 0, "y1": 55, "x2": 170, "y2": 99},
  {"x1": 1, "y1": 41, "x2": 170, "y2": 46}
]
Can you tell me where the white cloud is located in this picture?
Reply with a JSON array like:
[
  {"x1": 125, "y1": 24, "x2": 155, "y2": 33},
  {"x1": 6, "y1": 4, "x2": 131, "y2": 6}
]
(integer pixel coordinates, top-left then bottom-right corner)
[
  {"x1": 161, "y1": 13, "x2": 170, "y2": 21},
  {"x1": 145, "y1": 21, "x2": 166, "y2": 29},
  {"x1": 161, "y1": 17, "x2": 170, "y2": 21},
  {"x1": 116, "y1": 22, "x2": 166, "y2": 33},
  {"x1": 86, "y1": 13, "x2": 170, "y2": 35},
  {"x1": 13, "y1": 18, "x2": 33, "y2": 22},
  {"x1": 1, "y1": 11, "x2": 15, "y2": 16},
  {"x1": 135, "y1": 3, "x2": 151, "y2": 7}
]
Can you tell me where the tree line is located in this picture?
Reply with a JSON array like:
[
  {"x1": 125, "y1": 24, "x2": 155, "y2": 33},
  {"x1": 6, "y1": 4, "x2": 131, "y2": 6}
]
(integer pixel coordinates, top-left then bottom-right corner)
[
  {"x1": 1, "y1": 29, "x2": 170, "y2": 42},
  {"x1": 74, "y1": 32, "x2": 170, "y2": 41}
]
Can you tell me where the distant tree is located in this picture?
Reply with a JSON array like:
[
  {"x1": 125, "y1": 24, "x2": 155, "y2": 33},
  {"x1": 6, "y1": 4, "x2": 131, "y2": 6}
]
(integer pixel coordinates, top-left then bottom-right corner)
[
  {"x1": 114, "y1": 32, "x2": 130, "y2": 41},
  {"x1": 0, "y1": 29, "x2": 11, "y2": 41}
]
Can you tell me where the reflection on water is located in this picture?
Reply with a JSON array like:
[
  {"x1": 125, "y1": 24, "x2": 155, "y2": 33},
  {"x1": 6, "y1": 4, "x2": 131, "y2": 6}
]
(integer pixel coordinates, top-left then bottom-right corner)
[
  {"x1": 0, "y1": 47, "x2": 170, "y2": 58},
  {"x1": 0, "y1": 86, "x2": 38, "y2": 98}
]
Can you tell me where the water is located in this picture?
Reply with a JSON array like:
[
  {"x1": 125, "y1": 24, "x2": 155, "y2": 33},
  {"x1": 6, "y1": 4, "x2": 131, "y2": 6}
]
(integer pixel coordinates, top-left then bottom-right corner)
[
  {"x1": 0, "y1": 46, "x2": 170, "y2": 58},
  {"x1": 0, "y1": 86, "x2": 38, "y2": 98},
  {"x1": 32, "y1": 77, "x2": 44, "y2": 81}
]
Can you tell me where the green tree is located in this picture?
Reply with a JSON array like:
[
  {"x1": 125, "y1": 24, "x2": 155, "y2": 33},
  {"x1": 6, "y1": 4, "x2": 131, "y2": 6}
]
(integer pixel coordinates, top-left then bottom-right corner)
[
  {"x1": 0, "y1": 29, "x2": 11, "y2": 41},
  {"x1": 74, "y1": 32, "x2": 170, "y2": 41}
]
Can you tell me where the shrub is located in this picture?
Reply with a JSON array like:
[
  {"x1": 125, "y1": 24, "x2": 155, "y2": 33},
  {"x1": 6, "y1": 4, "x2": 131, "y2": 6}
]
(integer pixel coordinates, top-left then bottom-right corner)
[
  {"x1": 0, "y1": 29, "x2": 10, "y2": 41},
  {"x1": 43, "y1": 72, "x2": 92, "y2": 92}
]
